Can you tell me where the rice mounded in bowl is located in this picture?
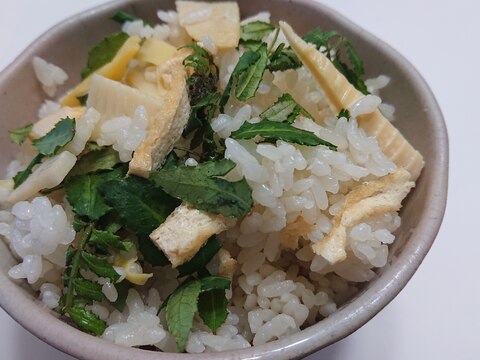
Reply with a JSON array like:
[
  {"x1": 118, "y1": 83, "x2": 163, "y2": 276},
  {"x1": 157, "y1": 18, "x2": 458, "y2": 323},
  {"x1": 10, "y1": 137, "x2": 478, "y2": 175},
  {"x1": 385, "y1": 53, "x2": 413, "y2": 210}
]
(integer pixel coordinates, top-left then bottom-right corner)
[{"x1": 0, "y1": 0, "x2": 423, "y2": 354}]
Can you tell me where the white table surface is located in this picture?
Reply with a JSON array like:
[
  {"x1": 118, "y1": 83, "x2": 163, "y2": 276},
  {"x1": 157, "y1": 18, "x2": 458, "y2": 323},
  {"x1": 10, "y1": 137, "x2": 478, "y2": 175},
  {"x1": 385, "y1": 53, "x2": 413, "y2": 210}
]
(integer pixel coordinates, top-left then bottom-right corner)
[{"x1": 0, "y1": 0, "x2": 476, "y2": 359}]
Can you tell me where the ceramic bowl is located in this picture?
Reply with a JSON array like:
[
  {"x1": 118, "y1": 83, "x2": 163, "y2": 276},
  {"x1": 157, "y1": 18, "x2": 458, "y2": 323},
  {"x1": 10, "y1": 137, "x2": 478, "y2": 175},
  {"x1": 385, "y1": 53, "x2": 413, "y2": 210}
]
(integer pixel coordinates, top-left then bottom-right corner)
[{"x1": 0, "y1": 0, "x2": 448, "y2": 359}]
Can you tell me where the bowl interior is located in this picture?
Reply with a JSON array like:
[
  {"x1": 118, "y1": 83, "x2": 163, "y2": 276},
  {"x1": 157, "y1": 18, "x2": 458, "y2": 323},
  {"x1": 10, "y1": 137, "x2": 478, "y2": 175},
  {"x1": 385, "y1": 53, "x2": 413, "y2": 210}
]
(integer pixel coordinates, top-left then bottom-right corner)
[{"x1": 0, "y1": 0, "x2": 448, "y2": 359}]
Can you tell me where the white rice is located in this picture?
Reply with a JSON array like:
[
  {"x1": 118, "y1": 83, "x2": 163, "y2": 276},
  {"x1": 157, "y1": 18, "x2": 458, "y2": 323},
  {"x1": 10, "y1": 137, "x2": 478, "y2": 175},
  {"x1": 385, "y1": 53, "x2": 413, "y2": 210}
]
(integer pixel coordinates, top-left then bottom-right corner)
[
  {"x1": 32, "y1": 56, "x2": 68, "y2": 97},
  {"x1": 97, "y1": 105, "x2": 149, "y2": 162},
  {"x1": 0, "y1": 7, "x2": 407, "y2": 354},
  {"x1": 2, "y1": 196, "x2": 75, "y2": 284}
]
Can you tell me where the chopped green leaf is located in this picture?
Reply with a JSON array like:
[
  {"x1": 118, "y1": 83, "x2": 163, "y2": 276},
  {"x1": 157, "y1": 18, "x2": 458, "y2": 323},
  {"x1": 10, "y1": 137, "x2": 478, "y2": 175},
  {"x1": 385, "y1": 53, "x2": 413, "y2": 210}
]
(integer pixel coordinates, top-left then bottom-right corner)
[
  {"x1": 165, "y1": 280, "x2": 202, "y2": 352},
  {"x1": 138, "y1": 235, "x2": 170, "y2": 267},
  {"x1": 150, "y1": 159, "x2": 253, "y2": 218},
  {"x1": 13, "y1": 153, "x2": 45, "y2": 188},
  {"x1": 303, "y1": 28, "x2": 368, "y2": 95},
  {"x1": 240, "y1": 21, "x2": 275, "y2": 42},
  {"x1": 112, "y1": 281, "x2": 133, "y2": 312},
  {"x1": 220, "y1": 50, "x2": 260, "y2": 111},
  {"x1": 100, "y1": 176, "x2": 180, "y2": 236},
  {"x1": 68, "y1": 147, "x2": 121, "y2": 178},
  {"x1": 337, "y1": 108, "x2": 351, "y2": 119},
  {"x1": 267, "y1": 44, "x2": 302, "y2": 72},
  {"x1": 89, "y1": 229, "x2": 133, "y2": 252},
  {"x1": 260, "y1": 93, "x2": 312, "y2": 123},
  {"x1": 80, "y1": 252, "x2": 120, "y2": 282},
  {"x1": 177, "y1": 236, "x2": 220, "y2": 278},
  {"x1": 9, "y1": 124, "x2": 33, "y2": 145},
  {"x1": 77, "y1": 94, "x2": 88, "y2": 106},
  {"x1": 231, "y1": 120, "x2": 337, "y2": 149},
  {"x1": 95, "y1": 211, "x2": 123, "y2": 234},
  {"x1": 73, "y1": 278, "x2": 103, "y2": 302},
  {"x1": 81, "y1": 32, "x2": 129, "y2": 79},
  {"x1": 110, "y1": 10, "x2": 144, "y2": 25},
  {"x1": 66, "y1": 307, "x2": 106, "y2": 336},
  {"x1": 235, "y1": 44, "x2": 268, "y2": 101},
  {"x1": 65, "y1": 167, "x2": 126, "y2": 221},
  {"x1": 182, "y1": 44, "x2": 217, "y2": 79},
  {"x1": 303, "y1": 29, "x2": 340, "y2": 49},
  {"x1": 32, "y1": 117, "x2": 76, "y2": 156},
  {"x1": 198, "y1": 289, "x2": 228, "y2": 332},
  {"x1": 198, "y1": 276, "x2": 231, "y2": 292}
]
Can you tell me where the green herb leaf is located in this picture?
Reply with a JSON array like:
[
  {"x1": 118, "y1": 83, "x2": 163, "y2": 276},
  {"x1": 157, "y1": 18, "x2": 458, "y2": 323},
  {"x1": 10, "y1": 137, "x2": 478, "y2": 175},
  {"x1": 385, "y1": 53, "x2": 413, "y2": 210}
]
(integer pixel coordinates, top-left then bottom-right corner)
[
  {"x1": 303, "y1": 28, "x2": 368, "y2": 95},
  {"x1": 96, "y1": 211, "x2": 123, "y2": 234},
  {"x1": 80, "y1": 252, "x2": 120, "y2": 282},
  {"x1": 337, "y1": 108, "x2": 351, "y2": 119},
  {"x1": 303, "y1": 29, "x2": 340, "y2": 49},
  {"x1": 66, "y1": 307, "x2": 106, "y2": 336},
  {"x1": 73, "y1": 278, "x2": 103, "y2": 302},
  {"x1": 65, "y1": 167, "x2": 126, "y2": 221},
  {"x1": 260, "y1": 93, "x2": 312, "y2": 123},
  {"x1": 81, "y1": 32, "x2": 129, "y2": 79},
  {"x1": 110, "y1": 11, "x2": 145, "y2": 25},
  {"x1": 240, "y1": 21, "x2": 276, "y2": 42},
  {"x1": 8, "y1": 124, "x2": 33, "y2": 145},
  {"x1": 112, "y1": 281, "x2": 132, "y2": 312},
  {"x1": 150, "y1": 159, "x2": 253, "y2": 217},
  {"x1": 101, "y1": 176, "x2": 180, "y2": 236},
  {"x1": 165, "y1": 280, "x2": 202, "y2": 352},
  {"x1": 235, "y1": 44, "x2": 268, "y2": 101},
  {"x1": 198, "y1": 276, "x2": 231, "y2": 292},
  {"x1": 138, "y1": 235, "x2": 170, "y2": 267},
  {"x1": 32, "y1": 117, "x2": 75, "y2": 156},
  {"x1": 77, "y1": 94, "x2": 88, "y2": 106},
  {"x1": 89, "y1": 229, "x2": 133, "y2": 252},
  {"x1": 267, "y1": 44, "x2": 302, "y2": 72},
  {"x1": 231, "y1": 120, "x2": 337, "y2": 149},
  {"x1": 13, "y1": 153, "x2": 45, "y2": 188},
  {"x1": 220, "y1": 50, "x2": 260, "y2": 111},
  {"x1": 198, "y1": 289, "x2": 228, "y2": 332},
  {"x1": 68, "y1": 147, "x2": 121, "y2": 178},
  {"x1": 177, "y1": 236, "x2": 220, "y2": 278}
]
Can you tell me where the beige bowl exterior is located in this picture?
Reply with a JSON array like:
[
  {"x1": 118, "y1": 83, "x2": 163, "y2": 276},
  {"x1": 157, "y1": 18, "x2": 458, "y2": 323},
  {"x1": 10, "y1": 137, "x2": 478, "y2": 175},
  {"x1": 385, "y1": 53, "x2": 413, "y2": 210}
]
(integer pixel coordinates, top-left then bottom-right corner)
[{"x1": 0, "y1": 0, "x2": 448, "y2": 359}]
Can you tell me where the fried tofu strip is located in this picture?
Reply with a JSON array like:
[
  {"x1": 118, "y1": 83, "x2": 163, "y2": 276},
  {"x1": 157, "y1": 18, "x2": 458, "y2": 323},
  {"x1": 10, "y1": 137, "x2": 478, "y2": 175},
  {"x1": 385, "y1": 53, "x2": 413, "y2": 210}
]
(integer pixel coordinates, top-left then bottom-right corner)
[
  {"x1": 312, "y1": 168, "x2": 414, "y2": 264},
  {"x1": 129, "y1": 55, "x2": 190, "y2": 178},
  {"x1": 150, "y1": 204, "x2": 229, "y2": 268}
]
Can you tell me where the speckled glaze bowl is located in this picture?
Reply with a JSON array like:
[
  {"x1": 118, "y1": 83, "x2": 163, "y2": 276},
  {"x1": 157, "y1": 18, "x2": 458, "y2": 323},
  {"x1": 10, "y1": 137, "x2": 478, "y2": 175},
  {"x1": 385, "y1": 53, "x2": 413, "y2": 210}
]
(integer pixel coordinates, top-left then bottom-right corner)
[{"x1": 0, "y1": 0, "x2": 448, "y2": 359}]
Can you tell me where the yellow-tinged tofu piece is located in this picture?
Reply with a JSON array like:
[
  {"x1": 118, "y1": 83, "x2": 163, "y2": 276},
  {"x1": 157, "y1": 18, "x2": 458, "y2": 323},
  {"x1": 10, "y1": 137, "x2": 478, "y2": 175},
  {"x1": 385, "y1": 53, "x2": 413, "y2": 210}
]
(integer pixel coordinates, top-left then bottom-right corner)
[
  {"x1": 280, "y1": 22, "x2": 424, "y2": 181},
  {"x1": 176, "y1": 1, "x2": 240, "y2": 49},
  {"x1": 129, "y1": 55, "x2": 190, "y2": 178},
  {"x1": 311, "y1": 169, "x2": 414, "y2": 264},
  {"x1": 30, "y1": 107, "x2": 85, "y2": 139},
  {"x1": 150, "y1": 204, "x2": 229, "y2": 268},
  {"x1": 218, "y1": 249, "x2": 237, "y2": 278},
  {"x1": 136, "y1": 38, "x2": 178, "y2": 66},
  {"x1": 86, "y1": 74, "x2": 165, "y2": 140},
  {"x1": 60, "y1": 36, "x2": 141, "y2": 107}
]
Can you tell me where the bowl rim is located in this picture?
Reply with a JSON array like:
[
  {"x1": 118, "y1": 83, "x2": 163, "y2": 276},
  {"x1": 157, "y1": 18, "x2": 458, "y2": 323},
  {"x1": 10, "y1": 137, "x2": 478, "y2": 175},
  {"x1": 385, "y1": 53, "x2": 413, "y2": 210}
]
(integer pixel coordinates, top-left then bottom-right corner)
[{"x1": 0, "y1": 0, "x2": 448, "y2": 359}]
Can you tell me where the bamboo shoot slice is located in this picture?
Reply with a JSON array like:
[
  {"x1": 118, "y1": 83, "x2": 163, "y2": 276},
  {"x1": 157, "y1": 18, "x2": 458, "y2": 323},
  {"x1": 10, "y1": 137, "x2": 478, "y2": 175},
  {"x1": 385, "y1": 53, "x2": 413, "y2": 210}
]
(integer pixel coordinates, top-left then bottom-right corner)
[{"x1": 280, "y1": 22, "x2": 424, "y2": 181}]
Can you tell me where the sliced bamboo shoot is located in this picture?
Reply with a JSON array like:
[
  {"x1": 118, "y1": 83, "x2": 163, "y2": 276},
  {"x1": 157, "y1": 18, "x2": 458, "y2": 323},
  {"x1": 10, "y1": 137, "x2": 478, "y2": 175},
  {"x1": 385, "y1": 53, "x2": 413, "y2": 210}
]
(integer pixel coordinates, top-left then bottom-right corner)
[
  {"x1": 86, "y1": 74, "x2": 164, "y2": 140},
  {"x1": 176, "y1": 1, "x2": 240, "y2": 49},
  {"x1": 7, "y1": 151, "x2": 77, "y2": 204},
  {"x1": 30, "y1": 107, "x2": 85, "y2": 139},
  {"x1": 60, "y1": 36, "x2": 141, "y2": 107},
  {"x1": 280, "y1": 22, "x2": 424, "y2": 181}
]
